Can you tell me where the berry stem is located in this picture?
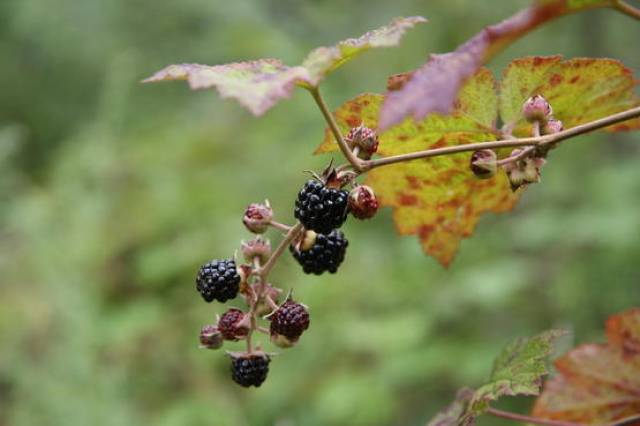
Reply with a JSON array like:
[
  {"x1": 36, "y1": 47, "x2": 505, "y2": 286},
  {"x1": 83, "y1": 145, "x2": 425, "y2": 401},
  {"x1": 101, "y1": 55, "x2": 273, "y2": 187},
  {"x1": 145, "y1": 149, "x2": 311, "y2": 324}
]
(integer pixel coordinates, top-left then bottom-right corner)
[
  {"x1": 614, "y1": 0, "x2": 640, "y2": 20},
  {"x1": 486, "y1": 408, "x2": 584, "y2": 426},
  {"x1": 269, "y1": 220, "x2": 292, "y2": 232},
  {"x1": 309, "y1": 87, "x2": 364, "y2": 172},
  {"x1": 264, "y1": 294, "x2": 280, "y2": 312},
  {"x1": 258, "y1": 222, "x2": 304, "y2": 278},
  {"x1": 361, "y1": 105, "x2": 640, "y2": 171}
]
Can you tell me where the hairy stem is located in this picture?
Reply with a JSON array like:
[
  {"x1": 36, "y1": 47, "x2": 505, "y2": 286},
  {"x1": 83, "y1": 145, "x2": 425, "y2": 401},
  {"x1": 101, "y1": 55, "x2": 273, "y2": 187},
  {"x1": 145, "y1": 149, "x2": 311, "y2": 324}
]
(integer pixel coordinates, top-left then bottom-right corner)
[
  {"x1": 309, "y1": 87, "x2": 364, "y2": 172},
  {"x1": 258, "y1": 222, "x2": 304, "y2": 278},
  {"x1": 487, "y1": 408, "x2": 585, "y2": 426},
  {"x1": 363, "y1": 106, "x2": 640, "y2": 171},
  {"x1": 614, "y1": 0, "x2": 640, "y2": 20}
]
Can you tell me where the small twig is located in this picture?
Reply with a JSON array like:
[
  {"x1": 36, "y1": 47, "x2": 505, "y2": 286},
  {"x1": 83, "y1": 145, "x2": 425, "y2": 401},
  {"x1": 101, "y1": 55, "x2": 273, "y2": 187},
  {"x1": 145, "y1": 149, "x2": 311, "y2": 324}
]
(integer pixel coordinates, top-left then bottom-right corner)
[
  {"x1": 614, "y1": 0, "x2": 640, "y2": 20},
  {"x1": 309, "y1": 87, "x2": 364, "y2": 172},
  {"x1": 269, "y1": 220, "x2": 292, "y2": 232},
  {"x1": 487, "y1": 408, "x2": 585, "y2": 426},
  {"x1": 264, "y1": 294, "x2": 280, "y2": 311},
  {"x1": 610, "y1": 414, "x2": 640, "y2": 426},
  {"x1": 257, "y1": 326, "x2": 270, "y2": 335},
  {"x1": 258, "y1": 222, "x2": 304, "y2": 278},
  {"x1": 362, "y1": 106, "x2": 640, "y2": 171}
]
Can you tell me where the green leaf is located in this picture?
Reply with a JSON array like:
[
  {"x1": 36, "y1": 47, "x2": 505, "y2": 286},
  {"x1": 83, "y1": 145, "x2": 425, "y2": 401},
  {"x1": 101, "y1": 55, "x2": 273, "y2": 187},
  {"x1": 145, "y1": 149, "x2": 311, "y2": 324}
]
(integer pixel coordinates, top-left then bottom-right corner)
[
  {"x1": 301, "y1": 16, "x2": 427, "y2": 86},
  {"x1": 465, "y1": 330, "x2": 567, "y2": 419},
  {"x1": 143, "y1": 17, "x2": 426, "y2": 115}
]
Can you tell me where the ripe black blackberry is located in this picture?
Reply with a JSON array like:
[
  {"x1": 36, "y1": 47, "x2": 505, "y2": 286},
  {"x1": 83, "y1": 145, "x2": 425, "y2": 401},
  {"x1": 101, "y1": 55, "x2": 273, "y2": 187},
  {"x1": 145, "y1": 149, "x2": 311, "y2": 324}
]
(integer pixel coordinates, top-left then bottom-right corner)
[
  {"x1": 218, "y1": 308, "x2": 248, "y2": 341},
  {"x1": 294, "y1": 179, "x2": 349, "y2": 234},
  {"x1": 290, "y1": 230, "x2": 348, "y2": 275},
  {"x1": 230, "y1": 353, "x2": 271, "y2": 387},
  {"x1": 196, "y1": 259, "x2": 241, "y2": 303},
  {"x1": 270, "y1": 300, "x2": 310, "y2": 343}
]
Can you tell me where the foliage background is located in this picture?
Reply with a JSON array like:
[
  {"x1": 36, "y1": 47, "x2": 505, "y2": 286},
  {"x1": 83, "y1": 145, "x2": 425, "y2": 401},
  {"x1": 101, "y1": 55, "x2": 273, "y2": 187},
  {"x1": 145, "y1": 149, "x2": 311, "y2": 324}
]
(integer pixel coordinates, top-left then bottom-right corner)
[{"x1": 0, "y1": 1, "x2": 638, "y2": 425}]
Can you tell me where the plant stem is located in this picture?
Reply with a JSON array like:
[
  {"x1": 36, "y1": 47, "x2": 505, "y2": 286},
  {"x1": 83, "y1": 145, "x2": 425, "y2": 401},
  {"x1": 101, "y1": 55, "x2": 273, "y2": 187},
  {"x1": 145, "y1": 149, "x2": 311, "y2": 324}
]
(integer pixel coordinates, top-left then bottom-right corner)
[
  {"x1": 269, "y1": 220, "x2": 292, "y2": 232},
  {"x1": 610, "y1": 414, "x2": 640, "y2": 426},
  {"x1": 487, "y1": 408, "x2": 585, "y2": 426},
  {"x1": 258, "y1": 222, "x2": 304, "y2": 278},
  {"x1": 362, "y1": 105, "x2": 640, "y2": 171},
  {"x1": 309, "y1": 87, "x2": 364, "y2": 172},
  {"x1": 614, "y1": 0, "x2": 640, "y2": 20}
]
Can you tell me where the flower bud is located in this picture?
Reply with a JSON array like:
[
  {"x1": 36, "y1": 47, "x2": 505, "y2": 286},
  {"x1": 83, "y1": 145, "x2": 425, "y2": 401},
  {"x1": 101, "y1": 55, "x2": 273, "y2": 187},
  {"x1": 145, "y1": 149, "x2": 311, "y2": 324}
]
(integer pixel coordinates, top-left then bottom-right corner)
[
  {"x1": 522, "y1": 95, "x2": 552, "y2": 123},
  {"x1": 543, "y1": 118, "x2": 563, "y2": 135},
  {"x1": 241, "y1": 236, "x2": 272, "y2": 263},
  {"x1": 348, "y1": 185, "x2": 379, "y2": 219},
  {"x1": 345, "y1": 125, "x2": 379, "y2": 160},
  {"x1": 242, "y1": 202, "x2": 273, "y2": 234},
  {"x1": 469, "y1": 149, "x2": 498, "y2": 179},
  {"x1": 199, "y1": 324, "x2": 224, "y2": 349},
  {"x1": 503, "y1": 149, "x2": 546, "y2": 192}
]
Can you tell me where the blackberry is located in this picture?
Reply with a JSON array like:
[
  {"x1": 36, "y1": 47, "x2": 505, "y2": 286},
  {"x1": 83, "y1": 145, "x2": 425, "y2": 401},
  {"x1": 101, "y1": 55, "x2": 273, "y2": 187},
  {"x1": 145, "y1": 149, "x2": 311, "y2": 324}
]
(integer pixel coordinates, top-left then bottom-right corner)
[
  {"x1": 218, "y1": 308, "x2": 248, "y2": 341},
  {"x1": 294, "y1": 180, "x2": 349, "y2": 234},
  {"x1": 270, "y1": 300, "x2": 310, "y2": 343},
  {"x1": 196, "y1": 259, "x2": 241, "y2": 303},
  {"x1": 290, "y1": 230, "x2": 348, "y2": 275},
  {"x1": 199, "y1": 324, "x2": 223, "y2": 350},
  {"x1": 230, "y1": 353, "x2": 270, "y2": 387}
]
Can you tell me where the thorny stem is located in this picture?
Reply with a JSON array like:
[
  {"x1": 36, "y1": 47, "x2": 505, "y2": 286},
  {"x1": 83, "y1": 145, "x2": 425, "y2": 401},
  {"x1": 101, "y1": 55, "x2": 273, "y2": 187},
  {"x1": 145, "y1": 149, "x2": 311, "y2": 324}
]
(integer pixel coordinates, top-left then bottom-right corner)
[
  {"x1": 487, "y1": 408, "x2": 584, "y2": 426},
  {"x1": 361, "y1": 105, "x2": 640, "y2": 171},
  {"x1": 614, "y1": 0, "x2": 640, "y2": 20},
  {"x1": 309, "y1": 87, "x2": 364, "y2": 172}
]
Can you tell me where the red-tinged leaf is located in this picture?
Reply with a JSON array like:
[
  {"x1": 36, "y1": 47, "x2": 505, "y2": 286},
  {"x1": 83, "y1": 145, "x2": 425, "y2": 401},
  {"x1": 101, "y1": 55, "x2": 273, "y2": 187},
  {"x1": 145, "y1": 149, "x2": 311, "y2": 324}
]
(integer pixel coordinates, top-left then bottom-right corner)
[
  {"x1": 532, "y1": 309, "x2": 640, "y2": 424},
  {"x1": 144, "y1": 17, "x2": 425, "y2": 115},
  {"x1": 378, "y1": 0, "x2": 617, "y2": 130},
  {"x1": 316, "y1": 69, "x2": 516, "y2": 266},
  {"x1": 302, "y1": 16, "x2": 427, "y2": 87},
  {"x1": 142, "y1": 60, "x2": 308, "y2": 116},
  {"x1": 499, "y1": 57, "x2": 640, "y2": 135},
  {"x1": 318, "y1": 57, "x2": 639, "y2": 264}
]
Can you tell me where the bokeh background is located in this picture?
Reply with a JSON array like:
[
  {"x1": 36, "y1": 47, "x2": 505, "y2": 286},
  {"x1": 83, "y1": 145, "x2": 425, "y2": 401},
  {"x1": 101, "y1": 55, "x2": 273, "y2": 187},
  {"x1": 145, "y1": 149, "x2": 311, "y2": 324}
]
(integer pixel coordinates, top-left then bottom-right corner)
[{"x1": 1, "y1": 1, "x2": 639, "y2": 425}]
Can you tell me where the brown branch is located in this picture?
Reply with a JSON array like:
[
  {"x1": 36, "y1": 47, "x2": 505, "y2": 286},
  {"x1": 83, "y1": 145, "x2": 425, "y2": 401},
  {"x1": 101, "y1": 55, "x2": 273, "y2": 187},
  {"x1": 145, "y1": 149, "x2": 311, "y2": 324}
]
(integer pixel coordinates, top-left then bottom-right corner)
[
  {"x1": 309, "y1": 87, "x2": 364, "y2": 172},
  {"x1": 487, "y1": 408, "x2": 585, "y2": 426},
  {"x1": 258, "y1": 222, "x2": 303, "y2": 278},
  {"x1": 363, "y1": 105, "x2": 640, "y2": 171}
]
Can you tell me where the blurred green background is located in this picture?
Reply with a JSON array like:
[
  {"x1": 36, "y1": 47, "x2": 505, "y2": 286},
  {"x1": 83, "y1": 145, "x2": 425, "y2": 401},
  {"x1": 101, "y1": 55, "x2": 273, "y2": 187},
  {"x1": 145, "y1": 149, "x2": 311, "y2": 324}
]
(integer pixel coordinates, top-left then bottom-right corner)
[{"x1": 0, "y1": 1, "x2": 639, "y2": 425}]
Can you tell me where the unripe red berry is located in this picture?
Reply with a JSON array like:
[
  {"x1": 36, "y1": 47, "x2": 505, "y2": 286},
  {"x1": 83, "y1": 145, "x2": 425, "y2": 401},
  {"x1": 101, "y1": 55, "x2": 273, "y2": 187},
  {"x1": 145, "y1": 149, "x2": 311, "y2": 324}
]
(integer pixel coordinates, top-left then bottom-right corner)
[
  {"x1": 348, "y1": 185, "x2": 379, "y2": 219},
  {"x1": 242, "y1": 202, "x2": 273, "y2": 234},
  {"x1": 269, "y1": 299, "x2": 310, "y2": 348},
  {"x1": 543, "y1": 118, "x2": 563, "y2": 135},
  {"x1": 345, "y1": 125, "x2": 379, "y2": 160},
  {"x1": 522, "y1": 95, "x2": 552, "y2": 123},
  {"x1": 218, "y1": 308, "x2": 249, "y2": 341},
  {"x1": 199, "y1": 324, "x2": 223, "y2": 349},
  {"x1": 469, "y1": 149, "x2": 497, "y2": 179},
  {"x1": 241, "y1": 236, "x2": 272, "y2": 263}
]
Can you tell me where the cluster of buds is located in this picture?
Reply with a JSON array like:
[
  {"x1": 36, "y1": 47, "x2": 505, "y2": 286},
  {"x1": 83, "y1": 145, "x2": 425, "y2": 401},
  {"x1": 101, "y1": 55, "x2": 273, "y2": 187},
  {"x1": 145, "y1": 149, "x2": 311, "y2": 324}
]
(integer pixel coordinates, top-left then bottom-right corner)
[
  {"x1": 469, "y1": 95, "x2": 561, "y2": 190},
  {"x1": 522, "y1": 94, "x2": 563, "y2": 136}
]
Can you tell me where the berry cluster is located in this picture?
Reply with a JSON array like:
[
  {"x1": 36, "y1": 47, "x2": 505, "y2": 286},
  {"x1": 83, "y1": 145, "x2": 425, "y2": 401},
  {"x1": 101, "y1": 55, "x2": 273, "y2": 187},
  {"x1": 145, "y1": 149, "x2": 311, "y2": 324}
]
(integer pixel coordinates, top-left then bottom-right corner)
[
  {"x1": 469, "y1": 95, "x2": 562, "y2": 191},
  {"x1": 195, "y1": 127, "x2": 380, "y2": 387}
]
